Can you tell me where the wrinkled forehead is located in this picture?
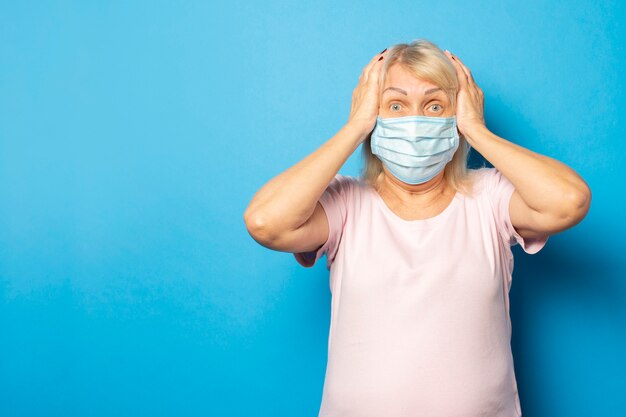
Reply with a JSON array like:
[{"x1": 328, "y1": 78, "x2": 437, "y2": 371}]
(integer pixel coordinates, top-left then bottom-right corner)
[{"x1": 381, "y1": 64, "x2": 445, "y2": 95}]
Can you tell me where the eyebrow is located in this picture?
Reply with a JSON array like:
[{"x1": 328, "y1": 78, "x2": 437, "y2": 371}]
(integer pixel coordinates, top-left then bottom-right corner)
[{"x1": 382, "y1": 87, "x2": 443, "y2": 96}]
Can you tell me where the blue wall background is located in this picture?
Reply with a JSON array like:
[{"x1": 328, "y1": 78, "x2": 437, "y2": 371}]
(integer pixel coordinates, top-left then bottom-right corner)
[{"x1": 1, "y1": 1, "x2": 624, "y2": 416}]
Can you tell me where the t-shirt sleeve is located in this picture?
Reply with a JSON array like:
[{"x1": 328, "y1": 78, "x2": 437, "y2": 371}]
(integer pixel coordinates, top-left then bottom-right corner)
[
  {"x1": 481, "y1": 167, "x2": 548, "y2": 254},
  {"x1": 293, "y1": 174, "x2": 353, "y2": 269}
]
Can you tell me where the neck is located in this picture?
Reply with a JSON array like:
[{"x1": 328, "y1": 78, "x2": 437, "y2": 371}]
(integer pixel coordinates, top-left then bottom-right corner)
[{"x1": 375, "y1": 170, "x2": 451, "y2": 207}]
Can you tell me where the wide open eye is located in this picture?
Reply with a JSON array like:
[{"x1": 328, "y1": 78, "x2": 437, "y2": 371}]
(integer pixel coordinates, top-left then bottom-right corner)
[
  {"x1": 390, "y1": 103, "x2": 402, "y2": 112},
  {"x1": 430, "y1": 104, "x2": 443, "y2": 112}
]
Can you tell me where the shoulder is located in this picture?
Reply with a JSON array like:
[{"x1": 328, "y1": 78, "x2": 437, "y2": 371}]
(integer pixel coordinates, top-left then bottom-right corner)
[
  {"x1": 329, "y1": 173, "x2": 364, "y2": 185},
  {"x1": 469, "y1": 166, "x2": 496, "y2": 183},
  {"x1": 326, "y1": 174, "x2": 369, "y2": 194},
  {"x1": 319, "y1": 174, "x2": 372, "y2": 211},
  {"x1": 465, "y1": 167, "x2": 510, "y2": 195}
]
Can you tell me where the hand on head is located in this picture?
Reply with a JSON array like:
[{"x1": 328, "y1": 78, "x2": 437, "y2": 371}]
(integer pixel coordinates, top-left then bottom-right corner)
[
  {"x1": 348, "y1": 47, "x2": 486, "y2": 143},
  {"x1": 348, "y1": 49, "x2": 388, "y2": 142},
  {"x1": 443, "y1": 50, "x2": 486, "y2": 135}
]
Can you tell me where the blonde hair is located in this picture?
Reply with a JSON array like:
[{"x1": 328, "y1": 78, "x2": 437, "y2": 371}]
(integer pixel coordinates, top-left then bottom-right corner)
[{"x1": 360, "y1": 39, "x2": 477, "y2": 197}]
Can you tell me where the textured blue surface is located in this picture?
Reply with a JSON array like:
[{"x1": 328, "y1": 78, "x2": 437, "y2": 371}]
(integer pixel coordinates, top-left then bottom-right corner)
[{"x1": 1, "y1": 1, "x2": 625, "y2": 416}]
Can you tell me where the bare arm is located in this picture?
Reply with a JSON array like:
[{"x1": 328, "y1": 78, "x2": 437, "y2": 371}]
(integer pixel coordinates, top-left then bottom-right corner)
[
  {"x1": 444, "y1": 50, "x2": 591, "y2": 239},
  {"x1": 464, "y1": 124, "x2": 591, "y2": 239},
  {"x1": 243, "y1": 123, "x2": 363, "y2": 249},
  {"x1": 244, "y1": 50, "x2": 389, "y2": 251}
]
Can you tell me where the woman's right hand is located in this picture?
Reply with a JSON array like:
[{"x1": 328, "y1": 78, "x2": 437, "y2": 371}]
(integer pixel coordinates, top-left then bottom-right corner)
[
  {"x1": 347, "y1": 49, "x2": 388, "y2": 143},
  {"x1": 246, "y1": 52, "x2": 391, "y2": 248}
]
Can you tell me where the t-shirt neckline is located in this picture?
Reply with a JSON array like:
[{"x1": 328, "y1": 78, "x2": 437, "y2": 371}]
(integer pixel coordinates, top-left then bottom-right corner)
[{"x1": 368, "y1": 185, "x2": 461, "y2": 229}]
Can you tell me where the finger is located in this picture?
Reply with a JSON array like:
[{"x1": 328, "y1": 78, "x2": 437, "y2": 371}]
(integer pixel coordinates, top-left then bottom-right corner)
[
  {"x1": 366, "y1": 49, "x2": 388, "y2": 81},
  {"x1": 444, "y1": 50, "x2": 468, "y2": 89},
  {"x1": 361, "y1": 51, "x2": 386, "y2": 83},
  {"x1": 363, "y1": 49, "x2": 387, "y2": 82},
  {"x1": 454, "y1": 56, "x2": 483, "y2": 97},
  {"x1": 449, "y1": 52, "x2": 475, "y2": 84},
  {"x1": 367, "y1": 54, "x2": 387, "y2": 85},
  {"x1": 452, "y1": 55, "x2": 471, "y2": 83}
]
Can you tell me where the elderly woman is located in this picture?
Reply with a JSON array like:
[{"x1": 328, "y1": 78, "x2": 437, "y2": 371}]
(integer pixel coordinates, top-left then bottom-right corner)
[{"x1": 244, "y1": 39, "x2": 591, "y2": 417}]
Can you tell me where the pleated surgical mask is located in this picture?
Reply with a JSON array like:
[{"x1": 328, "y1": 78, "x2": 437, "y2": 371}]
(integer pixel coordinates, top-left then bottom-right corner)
[{"x1": 370, "y1": 114, "x2": 460, "y2": 185}]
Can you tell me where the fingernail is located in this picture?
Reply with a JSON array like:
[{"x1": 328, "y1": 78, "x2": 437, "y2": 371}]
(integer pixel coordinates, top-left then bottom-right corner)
[{"x1": 380, "y1": 48, "x2": 387, "y2": 54}]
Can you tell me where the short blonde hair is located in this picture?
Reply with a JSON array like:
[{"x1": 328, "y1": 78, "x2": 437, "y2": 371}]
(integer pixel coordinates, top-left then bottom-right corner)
[{"x1": 360, "y1": 39, "x2": 477, "y2": 196}]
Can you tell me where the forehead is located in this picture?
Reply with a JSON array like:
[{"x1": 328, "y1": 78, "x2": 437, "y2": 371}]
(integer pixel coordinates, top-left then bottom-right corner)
[{"x1": 382, "y1": 64, "x2": 441, "y2": 93}]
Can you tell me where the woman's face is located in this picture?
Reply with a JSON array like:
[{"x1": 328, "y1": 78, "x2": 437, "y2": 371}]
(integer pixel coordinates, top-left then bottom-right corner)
[{"x1": 379, "y1": 64, "x2": 454, "y2": 119}]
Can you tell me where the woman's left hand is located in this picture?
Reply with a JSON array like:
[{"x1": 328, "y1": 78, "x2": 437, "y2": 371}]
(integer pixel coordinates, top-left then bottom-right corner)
[{"x1": 444, "y1": 50, "x2": 486, "y2": 137}]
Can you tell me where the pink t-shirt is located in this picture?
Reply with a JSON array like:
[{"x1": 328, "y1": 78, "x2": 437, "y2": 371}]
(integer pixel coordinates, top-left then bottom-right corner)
[{"x1": 294, "y1": 167, "x2": 548, "y2": 417}]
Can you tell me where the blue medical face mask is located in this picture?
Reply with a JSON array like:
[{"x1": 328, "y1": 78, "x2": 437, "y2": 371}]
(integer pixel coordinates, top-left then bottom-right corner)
[{"x1": 370, "y1": 114, "x2": 460, "y2": 185}]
